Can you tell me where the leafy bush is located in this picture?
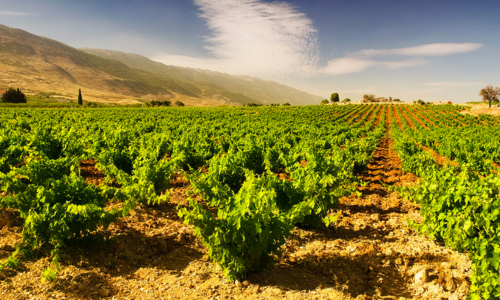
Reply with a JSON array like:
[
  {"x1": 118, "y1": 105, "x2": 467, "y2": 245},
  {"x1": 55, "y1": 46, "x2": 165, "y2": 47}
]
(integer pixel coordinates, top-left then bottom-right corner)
[
  {"x1": 0, "y1": 172, "x2": 132, "y2": 279},
  {"x1": 1, "y1": 87, "x2": 27, "y2": 103}
]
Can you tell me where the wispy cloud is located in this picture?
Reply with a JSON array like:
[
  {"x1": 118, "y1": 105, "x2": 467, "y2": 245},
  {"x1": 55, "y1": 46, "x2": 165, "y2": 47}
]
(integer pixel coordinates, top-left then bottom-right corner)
[
  {"x1": 151, "y1": 0, "x2": 483, "y2": 77},
  {"x1": 321, "y1": 43, "x2": 483, "y2": 75},
  {"x1": 352, "y1": 43, "x2": 483, "y2": 57},
  {"x1": 152, "y1": 0, "x2": 319, "y2": 77},
  {"x1": 0, "y1": 10, "x2": 37, "y2": 16},
  {"x1": 424, "y1": 81, "x2": 484, "y2": 88},
  {"x1": 321, "y1": 57, "x2": 426, "y2": 75}
]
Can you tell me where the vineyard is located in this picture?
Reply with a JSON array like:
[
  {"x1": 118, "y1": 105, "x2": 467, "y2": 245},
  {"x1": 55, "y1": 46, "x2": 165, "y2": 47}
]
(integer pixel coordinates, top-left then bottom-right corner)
[{"x1": 0, "y1": 104, "x2": 499, "y2": 299}]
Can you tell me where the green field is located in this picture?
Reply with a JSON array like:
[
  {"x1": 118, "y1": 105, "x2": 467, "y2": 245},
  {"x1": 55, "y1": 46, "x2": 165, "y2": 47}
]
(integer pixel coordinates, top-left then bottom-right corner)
[{"x1": 1, "y1": 104, "x2": 500, "y2": 298}]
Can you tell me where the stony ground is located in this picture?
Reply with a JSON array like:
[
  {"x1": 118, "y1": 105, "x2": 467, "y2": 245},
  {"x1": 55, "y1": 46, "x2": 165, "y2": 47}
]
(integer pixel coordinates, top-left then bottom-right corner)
[{"x1": 0, "y1": 132, "x2": 472, "y2": 299}]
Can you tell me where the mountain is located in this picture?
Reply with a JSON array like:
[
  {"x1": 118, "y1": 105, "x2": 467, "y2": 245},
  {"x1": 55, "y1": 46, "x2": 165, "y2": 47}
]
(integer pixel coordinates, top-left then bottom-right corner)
[
  {"x1": 0, "y1": 23, "x2": 322, "y2": 106},
  {"x1": 79, "y1": 48, "x2": 323, "y2": 106}
]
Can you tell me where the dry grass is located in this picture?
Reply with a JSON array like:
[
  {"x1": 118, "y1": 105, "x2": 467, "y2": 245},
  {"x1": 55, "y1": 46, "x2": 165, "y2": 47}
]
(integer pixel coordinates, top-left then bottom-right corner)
[{"x1": 461, "y1": 103, "x2": 500, "y2": 116}]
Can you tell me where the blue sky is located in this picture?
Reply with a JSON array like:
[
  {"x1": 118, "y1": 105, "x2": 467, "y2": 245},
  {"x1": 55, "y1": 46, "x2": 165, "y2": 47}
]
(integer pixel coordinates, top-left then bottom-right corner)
[{"x1": 1, "y1": 0, "x2": 499, "y2": 102}]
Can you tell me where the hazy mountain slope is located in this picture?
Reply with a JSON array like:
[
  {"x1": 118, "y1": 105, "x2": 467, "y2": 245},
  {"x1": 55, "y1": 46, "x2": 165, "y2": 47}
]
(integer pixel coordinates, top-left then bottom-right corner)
[
  {"x1": 0, "y1": 23, "x2": 321, "y2": 106},
  {"x1": 79, "y1": 48, "x2": 323, "y2": 105},
  {"x1": 0, "y1": 24, "x2": 256, "y2": 105}
]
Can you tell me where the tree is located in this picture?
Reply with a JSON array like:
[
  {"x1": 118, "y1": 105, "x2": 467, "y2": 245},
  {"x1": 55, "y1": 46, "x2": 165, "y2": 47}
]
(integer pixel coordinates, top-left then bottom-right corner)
[
  {"x1": 78, "y1": 89, "x2": 83, "y2": 105},
  {"x1": 330, "y1": 93, "x2": 339, "y2": 103},
  {"x1": 342, "y1": 98, "x2": 351, "y2": 103},
  {"x1": 479, "y1": 85, "x2": 500, "y2": 108},
  {"x1": 1, "y1": 87, "x2": 27, "y2": 103},
  {"x1": 320, "y1": 99, "x2": 329, "y2": 105},
  {"x1": 363, "y1": 94, "x2": 375, "y2": 102},
  {"x1": 282, "y1": 103, "x2": 290, "y2": 106},
  {"x1": 175, "y1": 101, "x2": 185, "y2": 107},
  {"x1": 393, "y1": 99, "x2": 401, "y2": 102}
]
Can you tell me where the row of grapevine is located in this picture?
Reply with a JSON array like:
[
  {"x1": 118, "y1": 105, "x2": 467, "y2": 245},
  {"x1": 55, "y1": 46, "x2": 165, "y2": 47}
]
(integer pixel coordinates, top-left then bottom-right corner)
[{"x1": 388, "y1": 105, "x2": 500, "y2": 299}]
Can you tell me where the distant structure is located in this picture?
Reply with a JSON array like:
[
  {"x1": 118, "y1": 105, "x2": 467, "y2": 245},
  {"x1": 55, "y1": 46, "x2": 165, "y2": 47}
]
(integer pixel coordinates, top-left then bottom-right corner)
[
  {"x1": 434, "y1": 100, "x2": 452, "y2": 105},
  {"x1": 360, "y1": 95, "x2": 396, "y2": 103}
]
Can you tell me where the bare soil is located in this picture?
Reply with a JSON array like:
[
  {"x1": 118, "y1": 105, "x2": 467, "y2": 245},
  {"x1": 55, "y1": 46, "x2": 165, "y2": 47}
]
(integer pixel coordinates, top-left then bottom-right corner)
[{"x1": 461, "y1": 103, "x2": 500, "y2": 116}]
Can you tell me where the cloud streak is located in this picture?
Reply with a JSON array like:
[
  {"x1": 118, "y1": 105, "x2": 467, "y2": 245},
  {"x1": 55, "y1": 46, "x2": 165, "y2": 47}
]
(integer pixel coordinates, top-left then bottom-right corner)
[
  {"x1": 424, "y1": 81, "x2": 484, "y2": 88},
  {"x1": 352, "y1": 43, "x2": 483, "y2": 57},
  {"x1": 151, "y1": 0, "x2": 483, "y2": 77},
  {"x1": 0, "y1": 10, "x2": 37, "y2": 16}
]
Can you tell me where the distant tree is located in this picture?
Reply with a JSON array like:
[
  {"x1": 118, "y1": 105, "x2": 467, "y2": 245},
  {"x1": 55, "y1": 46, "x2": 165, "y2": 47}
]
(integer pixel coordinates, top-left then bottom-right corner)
[
  {"x1": 1, "y1": 87, "x2": 27, "y2": 103},
  {"x1": 162, "y1": 100, "x2": 171, "y2": 107},
  {"x1": 320, "y1": 99, "x2": 329, "y2": 105},
  {"x1": 247, "y1": 103, "x2": 262, "y2": 107},
  {"x1": 479, "y1": 85, "x2": 500, "y2": 108},
  {"x1": 330, "y1": 93, "x2": 339, "y2": 103},
  {"x1": 78, "y1": 89, "x2": 83, "y2": 105},
  {"x1": 393, "y1": 99, "x2": 401, "y2": 102},
  {"x1": 363, "y1": 94, "x2": 376, "y2": 102},
  {"x1": 282, "y1": 103, "x2": 290, "y2": 106},
  {"x1": 342, "y1": 98, "x2": 351, "y2": 103},
  {"x1": 175, "y1": 101, "x2": 185, "y2": 107}
]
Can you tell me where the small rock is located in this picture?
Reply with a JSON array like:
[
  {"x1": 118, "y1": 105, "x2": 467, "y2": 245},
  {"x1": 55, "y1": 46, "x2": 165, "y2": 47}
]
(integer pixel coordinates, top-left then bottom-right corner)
[
  {"x1": 98, "y1": 288, "x2": 109, "y2": 297},
  {"x1": 445, "y1": 277, "x2": 456, "y2": 292},
  {"x1": 415, "y1": 269, "x2": 429, "y2": 284}
]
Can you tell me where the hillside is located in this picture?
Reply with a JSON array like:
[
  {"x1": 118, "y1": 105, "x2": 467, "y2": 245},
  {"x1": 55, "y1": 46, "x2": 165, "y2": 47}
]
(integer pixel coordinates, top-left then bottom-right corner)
[
  {"x1": 79, "y1": 48, "x2": 323, "y2": 106},
  {"x1": 0, "y1": 23, "x2": 322, "y2": 106}
]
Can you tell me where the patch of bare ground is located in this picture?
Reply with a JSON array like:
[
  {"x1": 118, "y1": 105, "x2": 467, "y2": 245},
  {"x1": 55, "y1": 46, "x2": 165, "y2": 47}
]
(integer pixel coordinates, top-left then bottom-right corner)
[
  {"x1": 461, "y1": 104, "x2": 500, "y2": 117},
  {"x1": 0, "y1": 133, "x2": 471, "y2": 300},
  {"x1": 79, "y1": 160, "x2": 106, "y2": 186}
]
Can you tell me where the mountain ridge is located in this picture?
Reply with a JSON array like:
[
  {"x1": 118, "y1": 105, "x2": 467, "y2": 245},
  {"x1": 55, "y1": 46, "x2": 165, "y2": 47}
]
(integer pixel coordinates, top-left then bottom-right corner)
[{"x1": 0, "y1": 23, "x2": 322, "y2": 106}]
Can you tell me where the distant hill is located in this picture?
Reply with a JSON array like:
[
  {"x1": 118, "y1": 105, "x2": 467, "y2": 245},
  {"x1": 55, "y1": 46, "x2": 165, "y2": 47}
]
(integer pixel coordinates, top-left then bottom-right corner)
[
  {"x1": 0, "y1": 23, "x2": 322, "y2": 106},
  {"x1": 79, "y1": 48, "x2": 323, "y2": 106}
]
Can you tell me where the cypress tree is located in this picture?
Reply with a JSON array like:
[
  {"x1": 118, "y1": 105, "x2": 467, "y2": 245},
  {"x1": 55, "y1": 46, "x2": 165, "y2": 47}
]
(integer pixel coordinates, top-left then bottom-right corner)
[{"x1": 78, "y1": 89, "x2": 83, "y2": 105}]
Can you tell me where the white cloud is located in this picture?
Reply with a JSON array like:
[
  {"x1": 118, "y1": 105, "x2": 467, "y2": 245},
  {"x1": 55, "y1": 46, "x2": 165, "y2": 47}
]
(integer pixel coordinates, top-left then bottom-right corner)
[
  {"x1": 424, "y1": 81, "x2": 484, "y2": 88},
  {"x1": 353, "y1": 43, "x2": 483, "y2": 57},
  {"x1": 321, "y1": 57, "x2": 426, "y2": 75},
  {"x1": 151, "y1": 0, "x2": 483, "y2": 78},
  {"x1": 152, "y1": 0, "x2": 319, "y2": 77},
  {"x1": 0, "y1": 10, "x2": 37, "y2": 16}
]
